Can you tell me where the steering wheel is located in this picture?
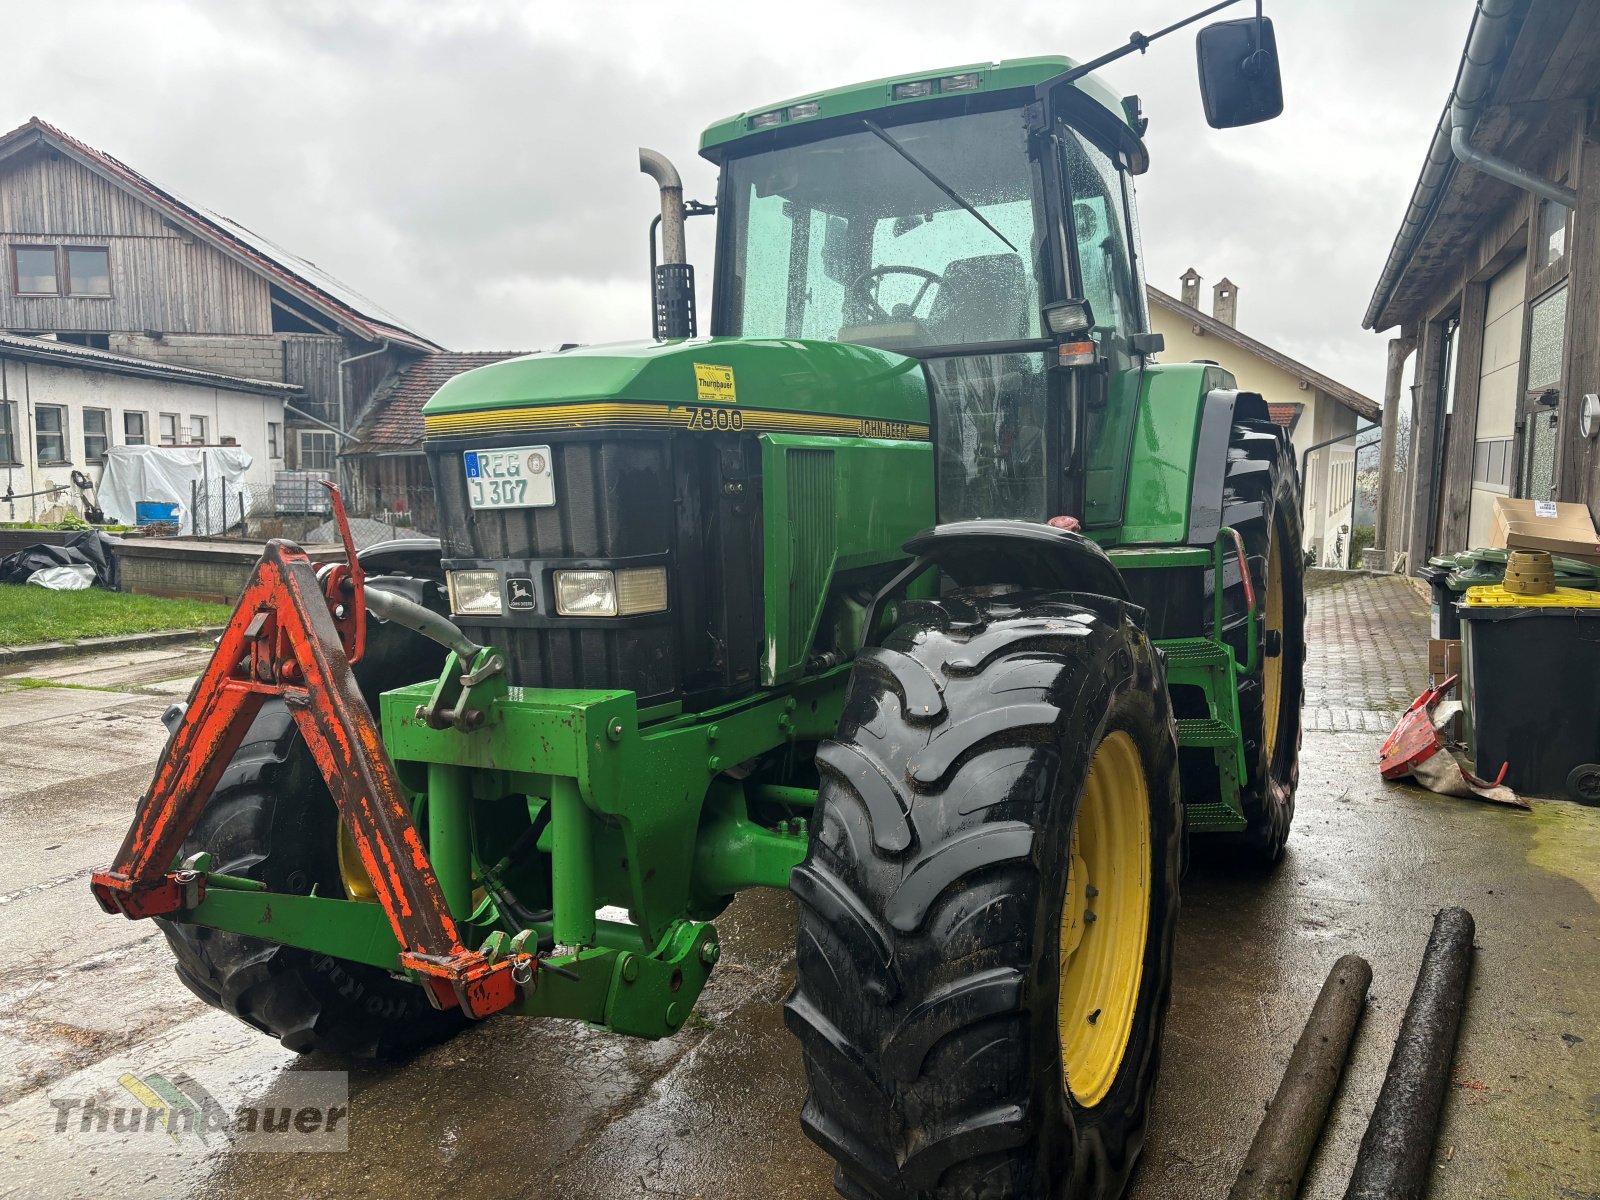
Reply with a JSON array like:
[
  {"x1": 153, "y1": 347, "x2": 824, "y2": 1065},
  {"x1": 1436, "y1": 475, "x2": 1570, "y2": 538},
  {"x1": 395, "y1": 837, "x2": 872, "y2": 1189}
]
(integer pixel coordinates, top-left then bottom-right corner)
[{"x1": 848, "y1": 265, "x2": 944, "y2": 322}]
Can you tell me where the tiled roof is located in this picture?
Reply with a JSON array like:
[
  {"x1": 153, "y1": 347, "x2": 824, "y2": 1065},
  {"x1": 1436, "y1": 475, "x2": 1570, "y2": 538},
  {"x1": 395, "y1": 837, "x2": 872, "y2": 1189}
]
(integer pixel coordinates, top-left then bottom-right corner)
[
  {"x1": 0, "y1": 117, "x2": 438, "y2": 351},
  {"x1": 346, "y1": 352, "x2": 529, "y2": 453},
  {"x1": 1267, "y1": 403, "x2": 1303, "y2": 431},
  {"x1": 1148, "y1": 286, "x2": 1379, "y2": 421},
  {"x1": 0, "y1": 331, "x2": 299, "y2": 394}
]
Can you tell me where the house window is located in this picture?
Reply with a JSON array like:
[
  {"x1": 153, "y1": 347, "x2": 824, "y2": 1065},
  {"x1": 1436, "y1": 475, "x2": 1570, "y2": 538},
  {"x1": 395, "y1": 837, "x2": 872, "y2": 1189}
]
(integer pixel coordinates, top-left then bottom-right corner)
[
  {"x1": 298, "y1": 429, "x2": 338, "y2": 471},
  {"x1": 36, "y1": 405, "x2": 68, "y2": 464},
  {"x1": 8, "y1": 245, "x2": 112, "y2": 296},
  {"x1": 124, "y1": 411, "x2": 147, "y2": 445},
  {"x1": 0, "y1": 403, "x2": 16, "y2": 464},
  {"x1": 159, "y1": 413, "x2": 180, "y2": 446},
  {"x1": 84, "y1": 408, "x2": 110, "y2": 462},
  {"x1": 190, "y1": 415, "x2": 208, "y2": 444},
  {"x1": 1536, "y1": 198, "x2": 1568, "y2": 271},
  {"x1": 66, "y1": 247, "x2": 111, "y2": 296},
  {"x1": 12, "y1": 246, "x2": 58, "y2": 294},
  {"x1": 268, "y1": 421, "x2": 281, "y2": 458}
]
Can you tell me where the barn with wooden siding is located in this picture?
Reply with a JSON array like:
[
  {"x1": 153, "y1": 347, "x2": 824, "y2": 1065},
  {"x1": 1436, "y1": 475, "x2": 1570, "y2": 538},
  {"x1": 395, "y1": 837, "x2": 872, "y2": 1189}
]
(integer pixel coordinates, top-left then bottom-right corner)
[
  {"x1": 0, "y1": 116, "x2": 440, "y2": 489},
  {"x1": 1364, "y1": 1, "x2": 1600, "y2": 573}
]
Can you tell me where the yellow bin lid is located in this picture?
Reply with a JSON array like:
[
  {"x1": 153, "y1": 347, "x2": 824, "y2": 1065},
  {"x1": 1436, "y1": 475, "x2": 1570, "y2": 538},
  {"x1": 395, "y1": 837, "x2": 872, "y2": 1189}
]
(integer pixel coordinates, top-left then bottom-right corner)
[{"x1": 1462, "y1": 583, "x2": 1600, "y2": 608}]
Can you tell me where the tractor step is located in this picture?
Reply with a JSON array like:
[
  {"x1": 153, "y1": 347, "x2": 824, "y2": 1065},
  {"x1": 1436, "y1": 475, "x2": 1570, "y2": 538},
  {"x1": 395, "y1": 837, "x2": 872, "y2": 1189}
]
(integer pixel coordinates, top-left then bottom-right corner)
[
  {"x1": 1157, "y1": 635, "x2": 1248, "y2": 832},
  {"x1": 1159, "y1": 637, "x2": 1232, "y2": 669},
  {"x1": 1176, "y1": 717, "x2": 1237, "y2": 747}
]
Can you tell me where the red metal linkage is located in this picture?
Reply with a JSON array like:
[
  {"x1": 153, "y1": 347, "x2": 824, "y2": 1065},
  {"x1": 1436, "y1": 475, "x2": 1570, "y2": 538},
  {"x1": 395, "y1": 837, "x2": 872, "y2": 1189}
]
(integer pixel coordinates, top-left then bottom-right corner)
[
  {"x1": 90, "y1": 515, "x2": 526, "y2": 1019},
  {"x1": 1227, "y1": 525, "x2": 1256, "y2": 613}
]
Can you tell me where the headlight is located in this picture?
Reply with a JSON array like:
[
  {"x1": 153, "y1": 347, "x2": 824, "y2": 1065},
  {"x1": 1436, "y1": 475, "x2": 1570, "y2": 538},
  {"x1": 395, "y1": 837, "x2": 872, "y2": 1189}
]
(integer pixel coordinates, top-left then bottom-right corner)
[
  {"x1": 554, "y1": 570, "x2": 616, "y2": 617},
  {"x1": 554, "y1": 567, "x2": 669, "y2": 617},
  {"x1": 446, "y1": 569, "x2": 501, "y2": 616}
]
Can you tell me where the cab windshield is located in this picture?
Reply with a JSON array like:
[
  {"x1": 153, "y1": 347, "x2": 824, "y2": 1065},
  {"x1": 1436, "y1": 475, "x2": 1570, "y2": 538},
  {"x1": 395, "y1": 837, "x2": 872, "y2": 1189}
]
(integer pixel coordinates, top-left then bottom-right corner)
[{"x1": 718, "y1": 103, "x2": 1048, "y2": 350}]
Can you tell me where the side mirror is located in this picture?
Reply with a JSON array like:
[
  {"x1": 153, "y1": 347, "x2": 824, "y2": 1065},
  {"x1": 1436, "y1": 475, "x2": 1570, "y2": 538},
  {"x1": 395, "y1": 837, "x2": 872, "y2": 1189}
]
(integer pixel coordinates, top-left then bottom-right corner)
[{"x1": 1196, "y1": 16, "x2": 1283, "y2": 129}]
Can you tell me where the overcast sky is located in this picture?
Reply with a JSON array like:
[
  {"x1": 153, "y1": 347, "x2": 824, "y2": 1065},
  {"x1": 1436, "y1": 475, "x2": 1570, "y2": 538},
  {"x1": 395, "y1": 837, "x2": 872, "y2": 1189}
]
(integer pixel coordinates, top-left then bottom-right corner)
[{"x1": 7, "y1": 0, "x2": 1472, "y2": 400}]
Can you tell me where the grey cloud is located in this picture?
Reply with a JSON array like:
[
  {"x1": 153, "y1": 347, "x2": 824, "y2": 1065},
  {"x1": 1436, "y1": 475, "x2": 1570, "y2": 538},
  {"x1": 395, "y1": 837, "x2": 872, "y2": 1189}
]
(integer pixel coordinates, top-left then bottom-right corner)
[{"x1": 7, "y1": 0, "x2": 1469, "y2": 396}]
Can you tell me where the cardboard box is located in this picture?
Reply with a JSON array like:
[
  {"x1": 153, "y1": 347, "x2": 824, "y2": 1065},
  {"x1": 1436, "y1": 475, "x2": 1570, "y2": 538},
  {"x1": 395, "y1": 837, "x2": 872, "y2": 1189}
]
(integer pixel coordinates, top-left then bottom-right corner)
[
  {"x1": 1489, "y1": 496, "x2": 1600, "y2": 564},
  {"x1": 1428, "y1": 638, "x2": 1461, "y2": 677}
]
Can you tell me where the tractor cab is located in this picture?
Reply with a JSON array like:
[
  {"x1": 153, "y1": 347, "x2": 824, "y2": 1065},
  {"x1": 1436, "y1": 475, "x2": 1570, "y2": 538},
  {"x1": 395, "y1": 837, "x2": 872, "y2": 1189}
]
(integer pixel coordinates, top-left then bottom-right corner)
[{"x1": 697, "y1": 57, "x2": 1152, "y2": 525}]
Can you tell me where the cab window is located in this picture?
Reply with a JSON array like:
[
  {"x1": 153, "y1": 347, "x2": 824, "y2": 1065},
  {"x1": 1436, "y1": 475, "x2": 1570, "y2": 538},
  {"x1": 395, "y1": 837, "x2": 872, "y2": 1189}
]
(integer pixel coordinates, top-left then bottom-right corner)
[{"x1": 1061, "y1": 130, "x2": 1140, "y2": 342}]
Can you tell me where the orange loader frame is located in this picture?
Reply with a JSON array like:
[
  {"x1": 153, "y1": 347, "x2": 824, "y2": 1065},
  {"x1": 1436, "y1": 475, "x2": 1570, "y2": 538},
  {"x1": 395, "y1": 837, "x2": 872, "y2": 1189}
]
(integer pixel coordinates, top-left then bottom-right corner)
[{"x1": 90, "y1": 486, "x2": 533, "y2": 1018}]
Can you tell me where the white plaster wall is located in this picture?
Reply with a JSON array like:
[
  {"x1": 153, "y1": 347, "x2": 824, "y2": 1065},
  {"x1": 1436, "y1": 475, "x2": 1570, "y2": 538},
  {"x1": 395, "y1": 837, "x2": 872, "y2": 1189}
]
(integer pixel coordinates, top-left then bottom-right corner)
[
  {"x1": 1467, "y1": 254, "x2": 1526, "y2": 546},
  {"x1": 0, "y1": 357, "x2": 285, "y2": 522}
]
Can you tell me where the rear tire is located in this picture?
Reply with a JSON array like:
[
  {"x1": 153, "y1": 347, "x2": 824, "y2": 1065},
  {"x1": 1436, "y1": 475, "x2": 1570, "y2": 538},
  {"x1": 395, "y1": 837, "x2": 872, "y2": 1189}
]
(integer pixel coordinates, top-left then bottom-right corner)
[
  {"x1": 789, "y1": 591, "x2": 1183, "y2": 1199},
  {"x1": 1216, "y1": 420, "x2": 1305, "y2": 862},
  {"x1": 155, "y1": 576, "x2": 469, "y2": 1059}
]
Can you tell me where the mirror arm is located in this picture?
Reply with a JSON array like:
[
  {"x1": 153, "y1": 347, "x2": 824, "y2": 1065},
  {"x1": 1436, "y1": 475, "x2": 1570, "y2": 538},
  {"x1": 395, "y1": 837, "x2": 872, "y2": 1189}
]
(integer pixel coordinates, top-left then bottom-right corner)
[{"x1": 1058, "y1": 0, "x2": 1248, "y2": 84}]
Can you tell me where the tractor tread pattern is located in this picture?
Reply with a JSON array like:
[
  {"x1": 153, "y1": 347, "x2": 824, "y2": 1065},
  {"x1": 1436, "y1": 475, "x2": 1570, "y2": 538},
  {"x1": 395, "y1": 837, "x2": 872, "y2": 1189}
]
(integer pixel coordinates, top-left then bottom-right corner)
[
  {"x1": 1214, "y1": 418, "x2": 1307, "y2": 861},
  {"x1": 790, "y1": 592, "x2": 1184, "y2": 1199}
]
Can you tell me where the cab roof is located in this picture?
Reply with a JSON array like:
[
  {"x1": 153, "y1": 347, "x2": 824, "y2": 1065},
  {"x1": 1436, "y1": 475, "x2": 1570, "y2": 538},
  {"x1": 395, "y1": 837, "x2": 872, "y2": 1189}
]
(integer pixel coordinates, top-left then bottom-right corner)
[{"x1": 698, "y1": 55, "x2": 1134, "y2": 161}]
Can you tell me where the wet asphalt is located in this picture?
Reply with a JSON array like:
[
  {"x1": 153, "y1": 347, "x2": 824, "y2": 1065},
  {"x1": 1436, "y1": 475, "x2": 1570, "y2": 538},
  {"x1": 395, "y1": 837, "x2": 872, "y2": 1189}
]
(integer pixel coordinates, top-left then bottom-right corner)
[{"x1": 0, "y1": 577, "x2": 1595, "y2": 1199}]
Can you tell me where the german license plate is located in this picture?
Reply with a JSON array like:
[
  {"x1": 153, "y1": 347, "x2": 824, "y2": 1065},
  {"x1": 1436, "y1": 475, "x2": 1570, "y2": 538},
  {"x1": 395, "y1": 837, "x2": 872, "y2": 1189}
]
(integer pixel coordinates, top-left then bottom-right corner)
[{"x1": 463, "y1": 446, "x2": 556, "y2": 510}]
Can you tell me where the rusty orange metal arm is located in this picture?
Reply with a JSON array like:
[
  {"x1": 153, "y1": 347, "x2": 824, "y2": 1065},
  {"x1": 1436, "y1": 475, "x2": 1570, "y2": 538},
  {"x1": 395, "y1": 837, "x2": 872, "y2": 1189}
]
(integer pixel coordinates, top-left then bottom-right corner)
[{"x1": 90, "y1": 533, "x2": 526, "y2": 1019}]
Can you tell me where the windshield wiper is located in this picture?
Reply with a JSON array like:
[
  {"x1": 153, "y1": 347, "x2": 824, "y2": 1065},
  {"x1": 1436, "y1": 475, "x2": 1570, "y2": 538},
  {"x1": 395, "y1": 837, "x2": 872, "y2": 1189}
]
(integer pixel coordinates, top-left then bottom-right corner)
[{"x1": 861, "y1": 119, "x2": 1018, "y2": 253}]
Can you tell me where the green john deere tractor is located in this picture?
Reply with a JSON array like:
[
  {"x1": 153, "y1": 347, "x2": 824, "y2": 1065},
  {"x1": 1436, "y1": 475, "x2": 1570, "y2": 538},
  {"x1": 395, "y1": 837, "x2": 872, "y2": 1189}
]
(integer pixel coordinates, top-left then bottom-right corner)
[{"x1": 95, "y1": 9, "x2": 1302, "y2": 1198}]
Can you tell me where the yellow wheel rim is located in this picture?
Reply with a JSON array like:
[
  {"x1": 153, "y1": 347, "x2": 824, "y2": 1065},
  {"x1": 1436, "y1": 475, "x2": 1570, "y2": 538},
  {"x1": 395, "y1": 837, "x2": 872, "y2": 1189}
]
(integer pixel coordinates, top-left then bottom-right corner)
[
  {"x1": 1262, "y1": 524, "x2": 1286, "y2": 768},
  {"x1": 336, "y1": 818, "x2": 378, "y2": 902},
  {"x1": 1058, "y1": 730, "x2": 1152, "y2": 1108}
]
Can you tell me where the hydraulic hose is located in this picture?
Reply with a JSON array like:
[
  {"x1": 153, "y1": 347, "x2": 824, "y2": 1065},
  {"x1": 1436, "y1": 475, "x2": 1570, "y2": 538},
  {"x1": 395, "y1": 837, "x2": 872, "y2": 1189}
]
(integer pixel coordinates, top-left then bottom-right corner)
[{"x1": 363, "y1": 584, "x2": 483, "y2": 662}]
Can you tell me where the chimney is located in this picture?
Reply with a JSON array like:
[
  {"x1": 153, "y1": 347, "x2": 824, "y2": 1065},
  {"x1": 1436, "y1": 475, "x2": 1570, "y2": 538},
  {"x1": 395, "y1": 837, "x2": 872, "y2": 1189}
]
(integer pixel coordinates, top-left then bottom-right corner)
[
  {"x1": 1180, "y1": 267, "x2": 1201, "y2": 309},
  {"x1": 1213, "y1": 277, "x2": 1238, "y2": 327}
]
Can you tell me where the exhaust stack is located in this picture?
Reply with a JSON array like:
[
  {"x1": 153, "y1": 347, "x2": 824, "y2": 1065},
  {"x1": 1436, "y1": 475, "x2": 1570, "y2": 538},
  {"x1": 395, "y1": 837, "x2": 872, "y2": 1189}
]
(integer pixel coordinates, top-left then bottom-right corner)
[
  {"x1": 639, "y1": 148, "x2": 695, "y2": 339},
  {"x1": 639, "y1": 148, "x2": 686, "y2": 264}
]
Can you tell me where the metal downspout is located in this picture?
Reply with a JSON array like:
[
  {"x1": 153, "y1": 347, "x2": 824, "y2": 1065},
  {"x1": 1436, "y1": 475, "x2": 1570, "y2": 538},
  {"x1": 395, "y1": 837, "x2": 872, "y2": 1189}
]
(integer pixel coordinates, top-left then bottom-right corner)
[
  {"x1": 336, "y1": 339, "x2": 390, "y2": 438},
  {"x1": 1364, "y1": 0, "x2": 1576, "y2": 328},
  {"x1": 335, "y1": 338, "x2": 389, "y2": 499},
  {"x1": 1449, "y1": 0, "x2": 1577, "y2": 209}
]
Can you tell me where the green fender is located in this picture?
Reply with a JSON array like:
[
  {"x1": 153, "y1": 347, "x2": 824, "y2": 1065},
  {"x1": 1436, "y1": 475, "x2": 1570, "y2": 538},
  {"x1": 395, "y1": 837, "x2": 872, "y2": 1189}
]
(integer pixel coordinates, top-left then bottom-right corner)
[{"x1": 1117, "y1": 361, "x2": 1270, "y2": 546}]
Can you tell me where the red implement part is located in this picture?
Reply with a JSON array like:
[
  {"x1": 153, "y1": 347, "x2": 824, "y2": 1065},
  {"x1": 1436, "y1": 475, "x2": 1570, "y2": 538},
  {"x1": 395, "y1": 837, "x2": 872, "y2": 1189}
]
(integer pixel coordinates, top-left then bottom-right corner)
[
  {"x1": 1379, "y1": 675, "x2": 1457, "y2": 780},
  {"x1": 90, "y1": 500, "x2": 528, "y2": 1020}
]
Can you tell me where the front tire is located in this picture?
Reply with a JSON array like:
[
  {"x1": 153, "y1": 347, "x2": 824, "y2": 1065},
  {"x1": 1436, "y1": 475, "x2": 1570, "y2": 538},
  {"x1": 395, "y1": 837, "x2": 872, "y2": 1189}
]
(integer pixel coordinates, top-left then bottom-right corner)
[
  {"x1": 788, "y1": 591, "x2": 1183, "y2": 1199},
  {"x1": 155, "y1": 576, "x2": 469, "y2": 1059}
]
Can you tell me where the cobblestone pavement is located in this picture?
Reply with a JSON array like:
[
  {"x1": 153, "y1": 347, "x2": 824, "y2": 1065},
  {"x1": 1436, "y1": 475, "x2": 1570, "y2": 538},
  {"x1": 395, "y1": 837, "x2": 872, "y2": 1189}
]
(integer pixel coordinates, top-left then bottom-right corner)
[{"x1": 1302, "y1": 573, "x2": 1430, "y2": 732}]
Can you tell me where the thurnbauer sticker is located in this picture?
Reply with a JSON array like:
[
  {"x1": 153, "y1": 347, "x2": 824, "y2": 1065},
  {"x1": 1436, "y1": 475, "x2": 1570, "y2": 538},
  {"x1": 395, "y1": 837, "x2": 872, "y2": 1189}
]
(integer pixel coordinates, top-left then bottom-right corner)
[{"x1": 693, "y1": 363, "x2": 736, "y2": 403}]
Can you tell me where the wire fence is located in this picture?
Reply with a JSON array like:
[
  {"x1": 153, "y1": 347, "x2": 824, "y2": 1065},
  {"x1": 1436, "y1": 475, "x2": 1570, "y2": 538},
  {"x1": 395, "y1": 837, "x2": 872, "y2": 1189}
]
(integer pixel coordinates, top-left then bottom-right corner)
[{"x1": 187, "y1": 477, "x2": 439, "y2": 551}]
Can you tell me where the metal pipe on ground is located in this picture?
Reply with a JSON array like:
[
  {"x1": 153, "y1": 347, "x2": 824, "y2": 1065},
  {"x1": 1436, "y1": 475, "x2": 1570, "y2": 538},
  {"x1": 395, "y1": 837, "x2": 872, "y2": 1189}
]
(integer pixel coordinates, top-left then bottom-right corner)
[
  {"x1": 1228, "y1": 954, "x2": 1373, "y2": 1200},
  {"x1": 1343, "y1": 907, "x2": 1476, "y2": 1200}
]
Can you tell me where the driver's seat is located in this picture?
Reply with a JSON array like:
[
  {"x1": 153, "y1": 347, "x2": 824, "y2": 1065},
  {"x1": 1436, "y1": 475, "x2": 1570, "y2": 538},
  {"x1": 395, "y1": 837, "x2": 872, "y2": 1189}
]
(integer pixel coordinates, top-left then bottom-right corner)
[{"x1": 926, "y1": 253, "x2": 1029, "y2": 344}]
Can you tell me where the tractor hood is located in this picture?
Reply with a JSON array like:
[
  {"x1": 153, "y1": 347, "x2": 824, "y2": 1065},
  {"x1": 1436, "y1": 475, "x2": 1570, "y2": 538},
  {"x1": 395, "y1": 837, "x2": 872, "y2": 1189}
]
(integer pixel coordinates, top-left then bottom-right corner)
[{"x1": 420, "y1": 337, "x2": 931, "y2": 442}]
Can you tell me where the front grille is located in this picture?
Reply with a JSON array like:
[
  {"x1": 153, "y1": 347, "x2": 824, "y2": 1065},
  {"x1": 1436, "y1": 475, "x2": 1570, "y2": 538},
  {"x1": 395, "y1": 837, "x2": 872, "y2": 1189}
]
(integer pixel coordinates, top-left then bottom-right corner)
[
  {"x1": 431, "y1": 435, "x2": 679, "y2": 699},
  {"x1": 426, "y1": 429, "x2": 763, "y2": 707},
  {"x1": 784, "y1": 447, "x2": 837, "y2": 675}
]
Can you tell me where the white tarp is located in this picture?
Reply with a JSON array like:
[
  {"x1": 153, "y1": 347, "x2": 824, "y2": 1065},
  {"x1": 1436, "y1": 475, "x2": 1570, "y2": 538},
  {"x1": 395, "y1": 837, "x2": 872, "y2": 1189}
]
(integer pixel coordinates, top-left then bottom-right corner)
[
  {"x1": 27, "y1": 564, "x2": 94, "y2": 590},
  {"x1": 97, "y1": 444, "x2": 255, "y2": 536}
]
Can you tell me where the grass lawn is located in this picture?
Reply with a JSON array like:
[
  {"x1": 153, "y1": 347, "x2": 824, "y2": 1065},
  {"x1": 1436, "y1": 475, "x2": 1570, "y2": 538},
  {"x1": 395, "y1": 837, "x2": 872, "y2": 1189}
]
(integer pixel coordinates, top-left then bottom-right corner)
[{"x1": 0, "y1": 585, "x2": 231, "y2": 647}]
